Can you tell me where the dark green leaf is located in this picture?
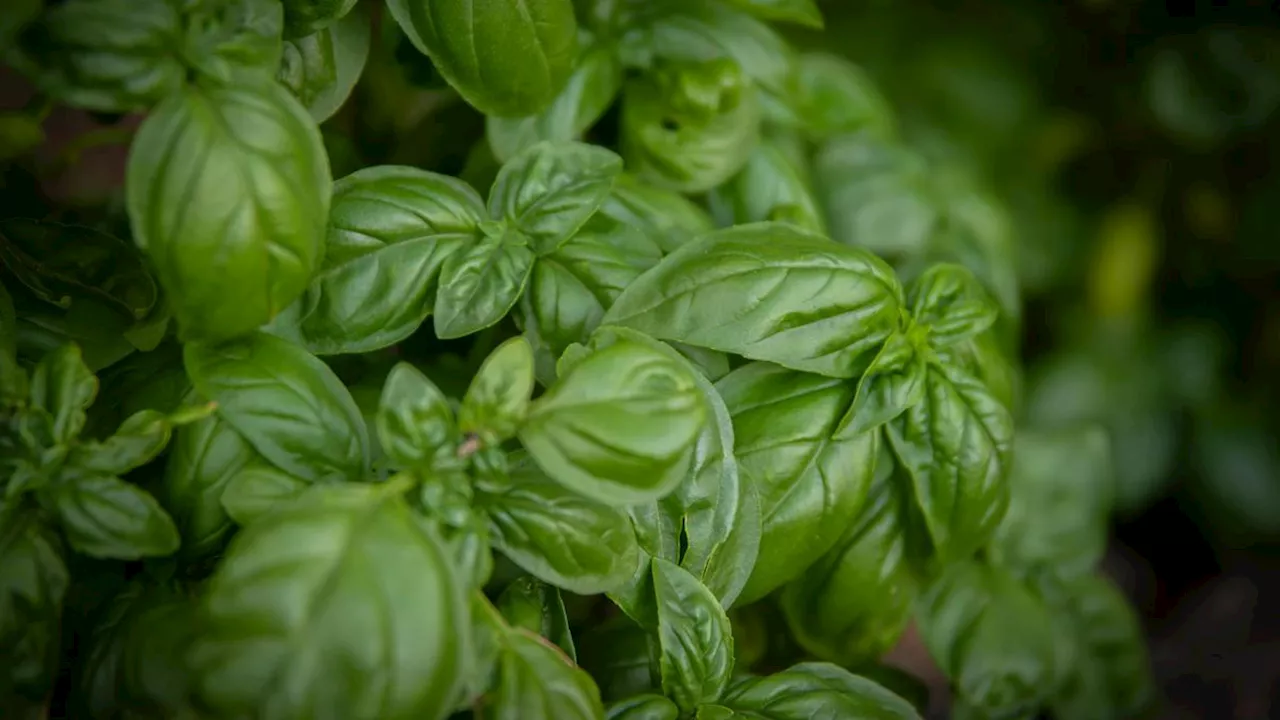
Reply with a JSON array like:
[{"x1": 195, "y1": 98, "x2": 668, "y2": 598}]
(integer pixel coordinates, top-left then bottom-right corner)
[
  {"x1": 278, "y1": 3, "x2": 369, "y2": 122},
  {"x1": 491, "y1": 628, "x2": 604, "y2": 720},
  {"x1": 268, "y1": 165, "x2": 481, "y2": 355},
  {"x1": 433, "y1": 232, "x2": 536, "y2": 339},
  {"x1": 0, "y1": 507, "x2": 68, "y2": 702},
  {"x1": 652, "y1": 558, "x2": 734, "y2": 711},
  {"x1": 604, "y1": 224, "x2": 904, "y2": 380},
  {"x1": 45, "y1": 473, "x2": 180, "y2": 559},
  {"x1": 577, "y1": 616, "x2": 658, "y2": 703},
  {"x1": 496, "y1": 576, "x2": 577, "y2": 662},
  {"x1": 376, "y1": 362, "x2": 456, "y2": 470},
  {"x1": 461, "y1": 337, "x2": 535, "y2": 441},
  {"x1": 489, "y1": 141, "x2": 623, "y2": 255},
  {"x1": 281, "y1": 0, "x2": 357, "y2": 38},
  {"x1": 386, "y1": 0, "x2": 578, "y2": 117},
  {"x1": 69, "y1": 408, "x2": 170, "y2": 475},
  {"x1": 478, "y1": 454, "x2": 639, "y2": 595},
  {"x1": 519, "y1": 334, "x2": 706, "y2": 505},
  {"x1": 844, "y1": 331, "x2": 928, "y2": 436},
  {"x1": 0, "y1": 283, "x2": 24, "y2": 402},
  {"x1": 716, "y1": 362, "x2": 878, "y2": 604},
  {"x1": 159, "y1": 407, "x2": 257, "y2": 555},
  {"x1": 127, "y1": 78, "x2": 330, "y2": 343},
  {"x1": 907, "y1": 264, "x2": 1000, "y2": 349},
  {"x1": 28, "y1": 343, "x2": 97, "y2": 444},
  {"x1": 606, "y1": 694, "x2": 680, "y2": 720},
  {"x1": 188, "y1": 483, "x2": 468, "y2": 719},
  {"x1": 184, "y1": 332, "x2": 370, "y2": 484},
  {"x1": 719, "y1": 662, "x2": 922, "y2": 719},
  {"x1": 219, "y1": 465, "x2": 310, "y2": 526}
]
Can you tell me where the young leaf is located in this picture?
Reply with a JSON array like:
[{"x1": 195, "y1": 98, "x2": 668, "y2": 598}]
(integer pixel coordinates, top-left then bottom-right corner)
[
  {"x1": 0, "y1": 507, "x2": 69, "y2": 703},
  {"x1": 268, "y1": 166, "x2": 482, "y2": 355},
  {"x1": 518, "y1": 336, "x2": 706, "y2": 506},
  {"x1": 907, "y1": 264, "x2": 1000, "y2": 348},
  {"x1": 126, "y1": 78, "x2": 331, "y2": 343},
  {"x1": 219, "y1": 465, "x2": 311, "y2": 526},
  {"x1": 477, "y1": 455, "x2": 639, "y2": 595},
  {"x1": 488, "y1": 141, "x2": 624, "y2": 255},
  {"x1": 281, "y1": 0, "x2": 357, "y2": 38},
  {"x1": 377, "y1": 363, "x2": 456, "y2": 470},
  {"x1": 652, "y1": 558, "x2": 734, "y2": 712},
  {"x1": 843, "y1": 331, "x2": 928, "y2": 436},
  {"x1": 184, "y1": 332, "x2": 370, "y2": 484},
  {"x1": 886, "y1": 361, "x2": 1013, "y2": 562},
  {"x1": 278, "y1": 3, "x2": 369, "y2": 122},
  {"x1": 45, "y1": 473, "x2": 180, "y2": 559},
  {"x1": 433, "y1": 232, "x2": 537, "y2": 339},
  {"x1": 69, "y1": 409, "x2": 175, "y2": 476},
  {"x1": 28, "y1": 343, "x2": 97, "y2": 445},
  {"x1": 386, "y1": 0, "x2": 578, "y2": 117},
  {"x1": 604, "y1": 224, "x2": 904, "y2": 380},
  {"x1": 718, "y1": 662, "x2": 922, "y2": 719},
  {"x1": 188, "y1": 483, "x2": 468, "y2": 719},
  {"x1": 496, "y1": 576, "x2": 577, "y2": 662},
  {"x1": 460, "y1": 337, "x2": 535, "y2": 442},
  {"x1": 180, "y1": 0, "x2": 288, "y2": 82}
]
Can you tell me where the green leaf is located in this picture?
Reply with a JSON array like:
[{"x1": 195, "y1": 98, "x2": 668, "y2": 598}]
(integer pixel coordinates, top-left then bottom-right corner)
[
  {"x1": 496, "y1": 576, "x2": 577, "y2": 662},
  {"x1": 219, "y1": 465, "x2": 311, "y2": 526},
  {"x1": 489, "y1": 141, "x2": 624, "y2": 255},
  {"x1": 478, "y1": 454, "x2": 639, "y2": 595},
  {"x1": 268, "y1": 165, "x2": 482, "y2": 355},
  {"x1": 789, "y1": 53, "x2": 895, "y2": 141},
  {"x1": 907, "y1": 264, "x2": 1000, "y2": 349},
  {"x1": 45, "y1": 473, "x2": 180, "y2": 559},
  {"x1": 28, "y1": 343, "x2": 97, "y2": 445},
  {"x1": 278, "y1": 3, "x2": 369, "y2": 122},
  {"x1": 70, "y1": 409, "x2": 174, "y2": 476},
  {"x1": 916, "y1": 562, "x2": 1063, "y2": 718},
  {"x1": 180, "y1": 0, "x2": 287, "y2": 83},
  {"x1": 1048, "y1": 576, "x2": 1154, "y2": 720},
  {"x1": 989, "y1": 428, "x2": 1111, "y2": 581},
  {"x1": 461, "y1": 337, "x2": 535, "y2": 441},
  {"x1": 716, "y1": 362, "x2": 878, "y2": 604},
  {"x1": 606, "y1": 695, "x2": 681, "y2": 720},
  {"x1": 621, "y1": 60, "x2": 761, "y2": 194},
  {"x1": 720, "y1": 0, "x2": 823, "y2": 28},
  {"x1": 0, "y1": 283, "x2": 24, "y2": 403},
  {"x1": 488, "y1": 42, "x2": 624, "y2": 162},
  {"x1": 159, "y1": 407, "x2": 257, "y2": 556},
  {"x1": 126, "y1": 77, "x2": 330, "y2": 343},
  {"x1": 184, "y1": 332, "x2": 370, "y2": 484},
  {"x1": 433, "y1": 232, "x2": 537, "y2": 339},
  {"x1": 519, "y1": 335, "x2": 706, "y2": 506},
  {"x1": 652, "y1": 558, "x2": 734, "y2": 711},
  {"x1": 281, "y1": 0, "x2": 357, "y2": 38},
  {"x1": 376, "y1": 363, "x2": 457, "y2": 470},
  {"x1": 386, "y1": 0, "x2": 578, "y2": 117},
  {"x1": 577, "y1": 616, "x2": 658, "y2": 703},
  {"x1": 598, "y1": 173, "x2": 716, "y2": 255},
  {"x1": 708, "y1": 139, "x2": 826, "y2": 233},
  {"x1": 492, "y1": 628, "x2": 604, "y2": 720},
  {"x1": 844, "y1": 331, "x2": 928, "y2": 436},
  {"x1": 0, "y1": 507, "x2": 68, "y2": 703},
  {"x1": 886, "y1": 361, "x2": 1013, "y2": 562},
  {"x1": 780, "y1": 478, "x2": 919, "y2": 667},
  {"x1": 8, "y1": 0, "x2": 187, "y2": 112},
  {"x1": 188, "y1": 483, "x2": 468, "y2": 719},
  {"x1": 719, "y1": 662, "x2": 922, "y2": 719},
  {"x1": 604, "y1": 224, "x2": 904, "y2": 380}
]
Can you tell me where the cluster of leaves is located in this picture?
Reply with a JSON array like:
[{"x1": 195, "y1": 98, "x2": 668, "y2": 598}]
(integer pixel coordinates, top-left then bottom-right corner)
[{"x1": 1, "y1": 0, "x2": 1155, "y2": 718}]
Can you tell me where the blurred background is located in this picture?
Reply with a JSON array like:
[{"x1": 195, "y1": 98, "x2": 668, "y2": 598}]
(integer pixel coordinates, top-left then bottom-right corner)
[{"x1": 3, "y1": 0, "x2": 1279, "y2": 716}]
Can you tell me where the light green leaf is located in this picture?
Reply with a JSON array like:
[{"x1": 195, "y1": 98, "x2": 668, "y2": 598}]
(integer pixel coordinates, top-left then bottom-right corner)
[
  {"x1": 433, "y1": 232, "x2": 536, "y2": 339},
  {"x1": 789, "y1": 53, "x2": 895, "y2": 141},
  {"x1": 219, "y1": 465, "x2": 311, "y2": 526},
  {"x1": 719, "y1": 662, "x2": 922, "y2": 719},
  {"x1": 278, "y1": 2, "x2": 369, "y2": 122},
  {"x1": 843, "y1": 331, "x2": 928, "y2": 436},
  {"x1": 907, "y1": 264, "x2": 1000, "y2": 349},
  {"x1": 460, "y1": 337, "x2": 535, "y2": 441},
  {"x1": 598, "y1": 173, "x2": 716, "y2": 255},
  {"x1": 652, "y1": 558, "x2": 734, "y2": 711},
  {"x1": 376, "y1": 363, "x2": 457, "y2": 470}
]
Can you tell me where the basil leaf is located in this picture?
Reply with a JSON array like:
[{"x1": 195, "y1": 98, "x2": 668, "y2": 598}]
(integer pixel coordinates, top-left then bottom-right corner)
[
  {"x1": 461, "y1": 337, "x2": 535, "y2": 442},
  {"x1": 621, "y1": 60, "x2": 761, "y2": 194},
  {"x1": 281, "y1": 0, "x2": 357, "y2": 38},
  {"x1": 1048, "y1": 576, "x2": 1154, "y2": 720},
  {"x1": 488, "y1": 42, "x2": 624, "y2": 163},
  {"x1": 488, "y1": 141, "x2": 624, "y2": 255},
  {"x1": 219, "y1": 465, "x2": 311, "y2": 526},
  {"x1": 638, "y1": 0, "x2": 794, "y2": 96},
  {"x1": 844, "y1": 331, "x2": 928, "y2": 436},
  {"x1": 780, "y1": 478, "x2": 919, "y2": 667},
  {"x1": 719, "y1": 662, "x2": 922, "y2": 719},
  {"x1": 433, "y1": 232, "x2": 537, "y2": 339},
  {"x1": 907, "y1": 264, "x2": 999, "y2": 349},
  {"x1": 598, "y1": 173, "x2": 716, "y2": 254},
  {"x1": 720, "y1": 0, "x2": 823, "y2": 28},
  {"x1": 184, "y1": 332, "x2": 370, "y2": 484},
  {"x1": 492, "y1": 628, "x2": 604, "y2": 720},
  {"x1": 519, "y1": 335, "x2": 706, "y2": 506},
  {"x1": 376, "y1": 362, "x2": 456, "y2": 470},
  {"x1": 717, "y1": 362, "x2": 877, "y2": 604},
  {"x1": 0, "y1": 508, "x2": 68, "y2": 704},
  {"x1": 886, "y1": 361, "x2": 1013, "y2": 562},
  {"x1": 28, "y1": 343, "x2": 97, "y2": 445},
  {"x1": 70, "y1": 409, "x2": 175, "y2": 476},
  {"x1": 127, "y1": 78, "x2": 330, "y2": 343},
  {"x1": 789, "y1": 53, "x2": 895, "y2": 141},
  {"x1": 916, "y1": 562, "x2": 1062, "y2": 719},
  {"x1": 989, "y1": 428, "x2": 1111, "y2": 581},
  {"x1": 159, "y1": 406, "x2": 256, "y2": 555},
  {"x1": 708, "y1": 139, "x2": 826, "y2": 233},
  {"x1": 45, "y1": 473, "x2": 180, "y2": 559},
  {"x1": 0, "y1": 283, "x2": 24, "y2": 403},
  {"x1": 607, "y1": 223, "x2": 903, "y2": 380},
  {"x1": 278, "y1": 3, "x2": 369, "y2": 122},
  {"x1": 652, "y1": 558, "x2": 734, "y2": 711},
  {"x1": 181, "y1": 0, "x2": 287, "y2": 82},
  {"x1": 269, "y1": 165, "x2": 482, "y2": 355},
  {"x1": 478, "y1": 454, "x2": 639, "y2": 595},
  {"x1": 387, "y1": 0, "x2": 578, "y2": 117},
  {"x1": 607, "y1": 694, "x2": 681, "y2": 720},
  {"x1": 8, "y1": 0, "x2": 186, "y2": 112},
  {"x1": 496, "y1": 576, "x2": 577, "y2": 662}
]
